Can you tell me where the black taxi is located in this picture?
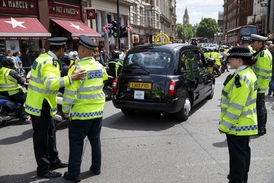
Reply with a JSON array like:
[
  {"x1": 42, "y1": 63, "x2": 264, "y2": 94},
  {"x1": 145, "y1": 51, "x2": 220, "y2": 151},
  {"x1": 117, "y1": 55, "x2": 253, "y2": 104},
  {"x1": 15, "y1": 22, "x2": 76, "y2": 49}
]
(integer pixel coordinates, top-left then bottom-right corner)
[{"x1": 112, "y1": 43, "x2": 215, "y2": 121}]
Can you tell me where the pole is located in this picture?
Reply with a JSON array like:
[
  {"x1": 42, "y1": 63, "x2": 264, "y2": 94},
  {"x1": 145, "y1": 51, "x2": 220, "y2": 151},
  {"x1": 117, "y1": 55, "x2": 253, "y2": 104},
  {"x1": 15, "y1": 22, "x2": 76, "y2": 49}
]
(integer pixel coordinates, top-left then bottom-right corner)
[
  {"x1": 117, "y1": 0, "x2": 120, "y2": 50},
  {"x1": 267, "y1": 0, "x2": 271, "y2": 34}
]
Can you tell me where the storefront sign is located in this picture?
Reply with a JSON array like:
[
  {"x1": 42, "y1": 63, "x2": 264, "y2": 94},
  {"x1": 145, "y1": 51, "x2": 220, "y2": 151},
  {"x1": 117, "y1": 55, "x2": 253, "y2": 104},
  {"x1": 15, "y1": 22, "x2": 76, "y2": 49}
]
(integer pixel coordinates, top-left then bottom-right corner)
[
  {"x1": 1, "y1": 37, "x2": 48, "y2": 40},
  {"x1": 86, "y1": 9, "x2": 96, "y2": 19},
  {"x1": 0, "y1": 0, "x2": 37, "y2": 15},
  {"x1": 48, "y1": 1, "x2": 81, "y2": 20}
]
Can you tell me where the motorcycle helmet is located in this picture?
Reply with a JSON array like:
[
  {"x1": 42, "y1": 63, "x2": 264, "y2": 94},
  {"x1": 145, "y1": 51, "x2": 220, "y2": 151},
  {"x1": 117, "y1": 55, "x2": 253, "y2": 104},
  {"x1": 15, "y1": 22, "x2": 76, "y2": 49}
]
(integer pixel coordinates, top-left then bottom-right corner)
[
  {"x1": 1, "y1": 56, "x2": 14, "y2": 68},
  {"x1": 68, "y1": 51, "x2": 79, "y2": 60},
  {"x1": 112, "y1": 50, "x2": 120, "y2": 59},
  {"x1": 61, "y1": 53, "x2": 70, "y2": 66}
]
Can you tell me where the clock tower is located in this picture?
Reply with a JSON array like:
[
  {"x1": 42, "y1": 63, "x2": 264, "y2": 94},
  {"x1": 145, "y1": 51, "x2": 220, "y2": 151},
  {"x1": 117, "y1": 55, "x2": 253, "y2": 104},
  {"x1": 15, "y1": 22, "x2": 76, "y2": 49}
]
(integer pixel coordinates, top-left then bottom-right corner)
[{"x1": 183, "y1": 7, "x2": 189, "y2": 25}]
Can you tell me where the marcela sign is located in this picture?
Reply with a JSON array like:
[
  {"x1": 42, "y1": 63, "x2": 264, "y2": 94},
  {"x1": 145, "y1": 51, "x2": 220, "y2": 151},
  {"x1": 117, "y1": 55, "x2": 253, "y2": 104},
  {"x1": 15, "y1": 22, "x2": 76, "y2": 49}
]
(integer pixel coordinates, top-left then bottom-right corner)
[
  {"x1": 0, "y1": 0, "x2": 37, "y2": 15},
  {"x1": 48, "y1": 1, "x2": 81, "y2": 20}
]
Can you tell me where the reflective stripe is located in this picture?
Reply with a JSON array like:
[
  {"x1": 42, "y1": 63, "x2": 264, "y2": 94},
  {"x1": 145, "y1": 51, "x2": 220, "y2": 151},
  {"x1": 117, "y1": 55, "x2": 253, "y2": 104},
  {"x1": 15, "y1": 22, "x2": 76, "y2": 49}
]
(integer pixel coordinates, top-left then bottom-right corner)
[
  {"x1": 30, "y1": 75, "x2": 44, "y2": 83},
  {"x1": 45, "y1": 76, "x2": 55, "y2": 80},
  {"x1": 0, "y1": 84, "x2": 18, "y2": 88},
  {"x1": 70, "y1": 110, "x2": 103, "y2": 118},
  {"x1": 230, "y1": 125, "x2": 257, "y2": 132},
  {"x1": 257, "y1": 75, "x2": 271, "y2": 80},
  {"x1": 258, "y1": 88, "x2": 268, "y2": 92},
  {"x1": 226, "y1": 111, "x2": 239, "y2": 120},
  {"x1": 245, "y1": 98, "x2": 256, "y2": 106},
  {"x1": 64, "y1": 89, "x2": 77, "y2": 95},
  {"x1": 62, "y1": 105, "x2": 71, "y2": 111},
  {"x1": 63, "y1": 97, "x2": 75, "y2": 103},
  {"x1": 59, "y1": 77, "x2": 65, "y2": 88},
  {"x1": 241, "y1": 108, "x2": 256, "y2": 116},
  {"x1": 28, "y1": 85, "x2": 58, "y2": 95},
  {"x1": 46, "y1": 79, "x2": 52, "y2": 90},
  {"x1": 25, "y1": 103, "x2": 41, "y2": 114},
  {"x1": 230, "y1": 102, "x2": 244, "y2": 110},
  {"x1": 3, "y1": 69, "x2": 9, "y2": 83},
  {"x1": 253, "y1": 67, "x2": 272, "y2": 74},
  {"x1": 220, "y1": 120, "x2": 233, "y2": 128},
  {"x1": 222, "y1": 90, "x2": 228, "y2": 97},
  {"x1": 78, "y1": 85, "x2": 103, "y2": 92},
  {"x1": 78, "y1": 92, "x2": 104, "y2": 100},
  {"x1": 221, "y1": 98, "x2": 229, "y2": 105}
]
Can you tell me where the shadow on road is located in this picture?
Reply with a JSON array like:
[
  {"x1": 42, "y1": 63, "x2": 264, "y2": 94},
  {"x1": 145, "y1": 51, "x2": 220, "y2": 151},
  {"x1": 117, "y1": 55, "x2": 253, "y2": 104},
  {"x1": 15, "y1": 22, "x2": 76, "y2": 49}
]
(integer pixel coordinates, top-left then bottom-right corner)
[
  {"x1": 0, "y1": 128, "x2": 32, "y2": 145},
  {"x1": 212, "y1": 139, "x2": 227, "y2": 148},
  {"x1": 0, "y1": 170, "x2": 100, "y2": 183}
]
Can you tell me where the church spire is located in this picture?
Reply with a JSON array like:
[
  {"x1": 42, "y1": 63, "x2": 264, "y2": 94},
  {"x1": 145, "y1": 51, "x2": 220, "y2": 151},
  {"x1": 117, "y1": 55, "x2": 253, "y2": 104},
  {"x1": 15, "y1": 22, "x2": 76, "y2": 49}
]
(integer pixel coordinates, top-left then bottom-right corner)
[{"x1": 183, "y1": 7, "x2": 189, "y2": 25}]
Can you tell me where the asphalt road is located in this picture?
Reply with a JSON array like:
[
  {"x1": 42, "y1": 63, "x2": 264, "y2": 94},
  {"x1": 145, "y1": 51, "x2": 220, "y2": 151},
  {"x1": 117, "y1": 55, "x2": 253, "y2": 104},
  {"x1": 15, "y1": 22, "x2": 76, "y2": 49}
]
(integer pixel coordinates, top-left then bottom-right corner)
[{"x1": 1, "y1": 70, "x2": 274, "y2": 183}]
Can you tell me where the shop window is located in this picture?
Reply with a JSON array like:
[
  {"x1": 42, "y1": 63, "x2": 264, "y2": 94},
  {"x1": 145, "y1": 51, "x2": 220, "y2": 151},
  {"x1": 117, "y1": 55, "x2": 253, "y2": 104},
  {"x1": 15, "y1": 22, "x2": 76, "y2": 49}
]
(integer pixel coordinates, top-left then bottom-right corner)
[
  {"x1": 20, "y1": 40, "x2": 40, "y2": 62},
  {"x1": 0, "y1": 40, "x2": 6, "y2": 58}
]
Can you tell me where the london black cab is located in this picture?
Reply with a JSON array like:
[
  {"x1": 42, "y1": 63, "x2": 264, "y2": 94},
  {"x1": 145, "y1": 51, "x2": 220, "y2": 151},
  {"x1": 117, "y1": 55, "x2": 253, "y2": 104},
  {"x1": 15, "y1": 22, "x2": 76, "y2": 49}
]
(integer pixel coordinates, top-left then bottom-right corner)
[{"x1": 112, "y1": 43, "x2": 215, "y2": 121}]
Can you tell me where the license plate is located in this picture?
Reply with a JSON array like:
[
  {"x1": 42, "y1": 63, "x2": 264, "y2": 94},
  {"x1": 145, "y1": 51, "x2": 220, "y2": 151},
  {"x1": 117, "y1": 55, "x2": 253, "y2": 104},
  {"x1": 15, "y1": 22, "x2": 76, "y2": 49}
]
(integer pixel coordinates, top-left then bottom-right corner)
[
  {"x1": 129, "y1": 82, "x2": 152, "y2": 89},
  {"x1": 208, "y1": 67, "x2": 213, "y2": 71}
]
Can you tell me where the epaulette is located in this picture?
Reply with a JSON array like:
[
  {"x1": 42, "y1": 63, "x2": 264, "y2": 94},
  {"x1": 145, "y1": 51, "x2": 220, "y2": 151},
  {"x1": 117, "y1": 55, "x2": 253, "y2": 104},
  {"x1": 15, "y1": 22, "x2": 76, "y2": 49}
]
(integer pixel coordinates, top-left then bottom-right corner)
[{"x1": 235, "y1": 74, "x2": 241, "y2": 88}]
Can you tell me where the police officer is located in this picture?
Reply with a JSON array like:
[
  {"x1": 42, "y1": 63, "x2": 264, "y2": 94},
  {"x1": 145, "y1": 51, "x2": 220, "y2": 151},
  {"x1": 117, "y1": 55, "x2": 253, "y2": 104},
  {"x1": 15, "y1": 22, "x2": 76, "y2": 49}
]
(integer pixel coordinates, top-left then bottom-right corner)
[
  {"x1": 240, "y1": 36, "x2": 254, "y2": 54},
  {"x1": 219, "y1": 46, "x2": 258, "y2": 183},
  {"x1": 62, "y1": 35, "x2": 108, "y2": 182},
  {"x1": 0, "y1": 56, "x2": 30, "y2": 125},
  {"x1": 250, "y1": 34, "x2": 273, "y2": 135},
  {"x1": 24, "y1": 37, "x2": 86, "y2": 178},
  {"x1": 107, "y1": 50, "x2": 123, "y2": 78}
]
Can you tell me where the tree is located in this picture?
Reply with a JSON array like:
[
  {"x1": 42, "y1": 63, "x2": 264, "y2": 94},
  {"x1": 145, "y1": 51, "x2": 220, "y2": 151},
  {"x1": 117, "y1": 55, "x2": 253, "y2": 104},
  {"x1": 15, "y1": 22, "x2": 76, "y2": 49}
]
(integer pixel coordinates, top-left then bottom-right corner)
[
  {"x1": 176, "y1": 23, "x2": 194, "y2": 40},
  {"x1": 196, "y1": 18, "x2": 220, "y2": 40}
]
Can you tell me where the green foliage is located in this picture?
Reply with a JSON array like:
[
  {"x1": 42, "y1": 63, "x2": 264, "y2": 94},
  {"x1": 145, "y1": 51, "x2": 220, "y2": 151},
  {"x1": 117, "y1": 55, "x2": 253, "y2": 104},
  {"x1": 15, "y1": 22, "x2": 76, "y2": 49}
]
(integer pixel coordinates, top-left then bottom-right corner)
[
  {"x1": 196, "y1": 18, "x2": 220, "y2": 40},
  {"x1": 176, "y1": 23, "x2": 194, "y2": 40}
]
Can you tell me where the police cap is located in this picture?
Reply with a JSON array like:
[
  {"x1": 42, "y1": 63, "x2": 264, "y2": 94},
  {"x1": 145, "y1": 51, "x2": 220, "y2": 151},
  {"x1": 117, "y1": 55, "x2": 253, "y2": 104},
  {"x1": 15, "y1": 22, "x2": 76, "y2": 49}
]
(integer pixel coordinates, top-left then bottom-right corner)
[
  {"x1": 251, "y1": 34, "x2": 267, "y2": 42},
  {"x1": 79, "y1": 35, "x2": 98, "y2": 50},
  {"x1": 48, "y1": 37, "x2": 68, "y2": 47},
  {"x1": 227, "y1": 46, "x2": 251, "y2": 59},
  {"x1": 241, "y1": 36, "x2": 250, "y2": 43}
]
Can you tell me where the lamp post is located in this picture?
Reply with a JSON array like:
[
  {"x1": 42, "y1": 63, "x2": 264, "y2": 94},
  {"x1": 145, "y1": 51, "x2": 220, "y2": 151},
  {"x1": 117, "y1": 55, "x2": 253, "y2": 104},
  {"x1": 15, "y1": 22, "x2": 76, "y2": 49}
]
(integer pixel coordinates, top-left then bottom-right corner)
[
  {"x1": 261, "y1": 0, "x2": 271, "y2": 35},
  {"x1": 116, "y1": 0, "x2": 121, "y2": 50}
]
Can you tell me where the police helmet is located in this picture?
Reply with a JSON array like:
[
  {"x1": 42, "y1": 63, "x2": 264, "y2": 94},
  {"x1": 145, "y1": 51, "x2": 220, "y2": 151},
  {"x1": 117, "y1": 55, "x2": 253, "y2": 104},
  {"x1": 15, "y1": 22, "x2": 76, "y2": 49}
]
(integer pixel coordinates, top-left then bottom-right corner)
[
  {"x1": 112, "y1": 50, "x2": 120, "y2": 59},
  {"x1": 1, "y1": 56, "x2": 14, "y2": 68},
  {"x1": 68, "y1": 51, "x2": 79, "y2": 60},
  {"x1": 61, "y1": 53, "x2": 71, "y2": 66}
]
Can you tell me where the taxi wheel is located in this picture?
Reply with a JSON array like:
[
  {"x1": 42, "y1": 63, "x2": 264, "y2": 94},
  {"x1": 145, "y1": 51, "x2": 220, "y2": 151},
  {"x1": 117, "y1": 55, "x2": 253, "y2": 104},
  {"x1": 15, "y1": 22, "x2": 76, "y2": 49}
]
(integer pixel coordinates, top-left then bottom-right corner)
[
  {"x1": 121, "y1": 109, "x2": 135, "y2": 115},
  {"x1": 176, "y1": 94, "x2": 191, "y2": 121},
  {"x1": 0, "y1": 117, "x2": 7, "y2": 127},
  {"x1": 206, "y1": 83, "x2": 215, "y2": 99}
]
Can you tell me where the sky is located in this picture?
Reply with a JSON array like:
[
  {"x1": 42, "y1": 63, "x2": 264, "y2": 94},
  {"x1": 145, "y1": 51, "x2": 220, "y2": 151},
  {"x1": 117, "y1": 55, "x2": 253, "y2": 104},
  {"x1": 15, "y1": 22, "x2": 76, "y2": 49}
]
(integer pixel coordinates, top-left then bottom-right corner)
[{"x1": 176, "y1": 0, "x2": 224, "y2": 25}]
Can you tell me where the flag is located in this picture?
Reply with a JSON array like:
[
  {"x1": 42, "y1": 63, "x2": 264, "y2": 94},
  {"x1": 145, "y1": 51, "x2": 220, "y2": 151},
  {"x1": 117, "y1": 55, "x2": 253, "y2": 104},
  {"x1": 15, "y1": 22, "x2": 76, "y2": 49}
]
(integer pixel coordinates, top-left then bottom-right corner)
[{"x1": 126, "y1": 25, "x2": 133, "y2": 31}]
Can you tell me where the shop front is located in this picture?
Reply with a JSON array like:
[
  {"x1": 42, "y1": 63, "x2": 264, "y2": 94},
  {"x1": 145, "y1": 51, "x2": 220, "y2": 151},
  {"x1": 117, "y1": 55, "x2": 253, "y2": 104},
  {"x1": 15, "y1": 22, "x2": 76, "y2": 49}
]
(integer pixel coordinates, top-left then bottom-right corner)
[
  {"x1": 0, "y1": 0, "x2": 51, "y2": 60},
  {"x1": 48, "y1": 0, "x2": 100, "y2": 51}
]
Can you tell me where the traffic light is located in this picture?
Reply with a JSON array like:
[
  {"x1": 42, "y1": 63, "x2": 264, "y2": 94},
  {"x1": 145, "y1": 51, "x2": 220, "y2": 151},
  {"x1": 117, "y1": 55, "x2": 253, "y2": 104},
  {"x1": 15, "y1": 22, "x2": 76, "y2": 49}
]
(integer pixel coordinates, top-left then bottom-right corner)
[
  {"x1": 120, "y1": 27, "x2": 128, "y2": 38},
  {"x1": 111, "y1": 20, "x2": 118, "y2": 38}
]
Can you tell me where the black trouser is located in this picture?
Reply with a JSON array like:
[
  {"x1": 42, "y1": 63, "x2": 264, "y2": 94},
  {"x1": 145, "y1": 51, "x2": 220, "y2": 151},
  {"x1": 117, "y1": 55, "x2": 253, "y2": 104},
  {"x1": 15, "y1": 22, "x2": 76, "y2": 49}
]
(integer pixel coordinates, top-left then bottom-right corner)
[
  {"x1": 68, "y1": 118, "x2": 102, "y2": 179},
  {"x1": 31, "y1": 100, "x2": 61, "y2": 175},
  {"x1": 226, "y1": 134, "x2": 250, "y2": 183},
  {"x1": 0, "y1": 91, "x2": 26, "y2": 121},
  {"x1": 256, "y1": 93, "x2": 267, "y2": 130}
]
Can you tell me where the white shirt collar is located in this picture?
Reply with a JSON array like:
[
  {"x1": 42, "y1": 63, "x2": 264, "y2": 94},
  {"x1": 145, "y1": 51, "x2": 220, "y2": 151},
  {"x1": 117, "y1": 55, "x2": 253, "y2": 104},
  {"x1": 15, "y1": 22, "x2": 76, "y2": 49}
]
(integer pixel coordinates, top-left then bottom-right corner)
[
  {"x1": 47, "y1": 50, "x2": 58, "y2": 60},
  {"x1": 235, "y1": 65, "x2": 248, "y2": 75}
]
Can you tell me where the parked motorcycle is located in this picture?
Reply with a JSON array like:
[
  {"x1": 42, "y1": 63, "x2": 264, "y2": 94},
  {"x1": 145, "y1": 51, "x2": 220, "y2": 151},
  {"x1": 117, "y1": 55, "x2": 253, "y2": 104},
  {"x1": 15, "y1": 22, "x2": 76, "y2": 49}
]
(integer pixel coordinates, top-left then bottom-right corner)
[
  {"x1": 103, "y1": 75, "x2": 114, "y2": 101},
  {"x1": 206, "y1": 57, "x2": 221, "y2": 77},
  {"x1": 0, "y1": 94, "x2": 30, "y2": 126}
]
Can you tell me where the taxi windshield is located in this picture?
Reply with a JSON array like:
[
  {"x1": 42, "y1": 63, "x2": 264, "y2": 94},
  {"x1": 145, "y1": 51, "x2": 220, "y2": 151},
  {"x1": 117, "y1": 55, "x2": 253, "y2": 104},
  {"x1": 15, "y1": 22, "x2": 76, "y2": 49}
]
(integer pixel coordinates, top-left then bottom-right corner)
[{"x1": 124, "y1": 51, "x2": 172, "y2": 69}]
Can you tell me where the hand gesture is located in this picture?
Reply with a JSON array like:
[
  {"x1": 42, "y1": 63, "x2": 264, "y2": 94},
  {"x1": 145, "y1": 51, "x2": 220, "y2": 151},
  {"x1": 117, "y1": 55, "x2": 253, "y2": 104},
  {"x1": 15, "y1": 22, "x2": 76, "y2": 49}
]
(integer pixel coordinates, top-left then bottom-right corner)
[{"x1": 71, "y1": 69, "x2": 87, "y2": 80}]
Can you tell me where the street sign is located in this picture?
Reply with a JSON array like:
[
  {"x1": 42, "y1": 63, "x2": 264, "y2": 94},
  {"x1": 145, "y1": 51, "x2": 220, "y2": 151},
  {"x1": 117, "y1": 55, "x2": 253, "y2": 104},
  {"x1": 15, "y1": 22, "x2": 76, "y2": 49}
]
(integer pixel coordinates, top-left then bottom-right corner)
[{"x1": 86, "y1": 9, "x2": 96, "y2": 19}]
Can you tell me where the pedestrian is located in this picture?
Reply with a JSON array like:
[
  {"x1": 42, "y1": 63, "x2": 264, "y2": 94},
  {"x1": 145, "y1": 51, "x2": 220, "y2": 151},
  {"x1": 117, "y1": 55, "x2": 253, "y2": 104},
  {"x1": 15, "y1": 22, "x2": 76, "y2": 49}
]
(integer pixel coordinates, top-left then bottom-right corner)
[
  {"x1": 108, "y1": 50, "x2": 123, "y2": 78},
  {"x1": 14, "y1": 51, "x2": 25, "y2": 77},
  {"x1": 62, "y1": 35, "x2": 108, "y2": 182},
  {"x1": 21, "y1": 48, "x2": 32, "y2": 74},
  {"x1": 250, "y1": 34, "x2": 273, "y2": 135},
  {"x1": 219, "y1": 46, "x2": 258, "y2": 183},
  {"x1": 24, "y1": 37, "x2": 87, "y2": 178}
]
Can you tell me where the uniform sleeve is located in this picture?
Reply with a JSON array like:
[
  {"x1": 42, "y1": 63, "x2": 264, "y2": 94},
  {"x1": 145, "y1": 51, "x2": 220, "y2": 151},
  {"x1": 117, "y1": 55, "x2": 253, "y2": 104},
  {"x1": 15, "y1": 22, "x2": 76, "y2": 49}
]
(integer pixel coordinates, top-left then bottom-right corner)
[
  {"x1": 9, "y1": 69, "x2": 26, "y2": 85},
  {"x1": 218, "y1": 78, "x2": 250, "y2": 133},
  {"x1": 41, "y1": 61, "x2": 71, "y2": 91},
  {"x1": 62, "y1": 65, "x2": 81, "y2": 114},
  {"x1": 103, "y1": 66, "x2": 108, "y2": 81}
]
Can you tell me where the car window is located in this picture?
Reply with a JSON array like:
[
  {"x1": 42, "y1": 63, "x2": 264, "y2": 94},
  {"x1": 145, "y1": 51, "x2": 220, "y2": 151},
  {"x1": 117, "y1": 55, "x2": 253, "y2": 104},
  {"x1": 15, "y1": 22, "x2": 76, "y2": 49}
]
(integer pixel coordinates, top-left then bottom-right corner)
[{"x1": 124, "y1": 51, "x2": 171, "y2": 69}]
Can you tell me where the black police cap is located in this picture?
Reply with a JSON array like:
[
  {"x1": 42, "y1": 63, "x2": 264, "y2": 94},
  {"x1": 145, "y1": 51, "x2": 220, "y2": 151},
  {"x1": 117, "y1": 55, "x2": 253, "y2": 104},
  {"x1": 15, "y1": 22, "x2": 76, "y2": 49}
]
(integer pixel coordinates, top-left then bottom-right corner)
[
  {"x1": 228, "y1": 46, "x2": 251, "y2": 59},
  {"x1": 48, "y1": 37, "x2": 68, "y2": 46},
  {"x1": 79, "y1": 35, "x2": 98, "y2": 50}
]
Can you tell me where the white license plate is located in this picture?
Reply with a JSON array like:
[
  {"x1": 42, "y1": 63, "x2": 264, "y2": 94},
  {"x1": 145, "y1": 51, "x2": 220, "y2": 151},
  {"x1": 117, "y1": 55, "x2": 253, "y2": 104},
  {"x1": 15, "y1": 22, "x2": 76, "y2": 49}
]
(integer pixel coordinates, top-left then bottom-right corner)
[{"x1": 134, "y1": 90, "x2": 144, "y2": 100}]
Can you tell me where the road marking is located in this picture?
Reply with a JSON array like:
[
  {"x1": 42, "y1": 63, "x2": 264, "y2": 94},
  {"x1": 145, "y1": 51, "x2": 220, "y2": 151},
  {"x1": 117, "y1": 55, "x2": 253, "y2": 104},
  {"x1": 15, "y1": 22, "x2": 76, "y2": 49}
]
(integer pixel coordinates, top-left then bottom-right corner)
[{"x1": 197, "y1": 109, "x2": 220, "y2": 112}]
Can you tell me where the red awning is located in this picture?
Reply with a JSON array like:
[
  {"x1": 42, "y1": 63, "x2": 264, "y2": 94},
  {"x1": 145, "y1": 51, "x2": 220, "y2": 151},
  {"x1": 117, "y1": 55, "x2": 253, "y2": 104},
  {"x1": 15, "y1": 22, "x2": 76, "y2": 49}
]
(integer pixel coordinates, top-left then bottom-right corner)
[
  {"x1": 0, "y1": 17, "x2": 51, "y2": 39},
  {"x1": 51, "y1": 18, "x2": 101, "y2": 38}
]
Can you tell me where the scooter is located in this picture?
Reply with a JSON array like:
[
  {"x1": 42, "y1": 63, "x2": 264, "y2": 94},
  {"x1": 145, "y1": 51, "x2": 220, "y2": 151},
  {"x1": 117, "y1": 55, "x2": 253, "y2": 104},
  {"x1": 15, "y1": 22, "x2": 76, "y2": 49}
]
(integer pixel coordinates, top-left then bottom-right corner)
[{"x1": 0, "y1": 94, "x2": 31, "y2": 126}]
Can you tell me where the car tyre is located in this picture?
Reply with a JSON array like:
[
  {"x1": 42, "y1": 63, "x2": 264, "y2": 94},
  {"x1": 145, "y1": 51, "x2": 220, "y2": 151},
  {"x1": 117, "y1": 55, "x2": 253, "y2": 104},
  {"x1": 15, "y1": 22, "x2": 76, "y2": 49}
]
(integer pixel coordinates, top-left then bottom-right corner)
[
  {"x1": 0, "y1": 118, "x2": 7, "y2": 127},
  {"x1": 176, "y1": 94, "x2": 191, "y2": 121},
  {"x1": 121, "y1": 109, "x2": 135, "y2": 115},
  {"x1": 206, "y1": 83, "x2": 215, "y2": 99}
]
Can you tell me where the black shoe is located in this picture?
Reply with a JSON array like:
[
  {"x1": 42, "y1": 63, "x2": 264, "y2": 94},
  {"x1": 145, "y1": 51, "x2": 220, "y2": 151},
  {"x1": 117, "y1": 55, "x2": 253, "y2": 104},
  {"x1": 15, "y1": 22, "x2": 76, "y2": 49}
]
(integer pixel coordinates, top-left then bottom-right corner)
[
  {"x1": 89, "y1": 166, "x2": 101, "y2": 175},
  {"x1": 50, "y1": 162, "x2": 68, "y2": 170},
  {"x1": 63, "y1": 172, "x2": 81, "y2": 182},
  {"x1": 37, "y1": 170, "x2": 62, "y2": 178}
]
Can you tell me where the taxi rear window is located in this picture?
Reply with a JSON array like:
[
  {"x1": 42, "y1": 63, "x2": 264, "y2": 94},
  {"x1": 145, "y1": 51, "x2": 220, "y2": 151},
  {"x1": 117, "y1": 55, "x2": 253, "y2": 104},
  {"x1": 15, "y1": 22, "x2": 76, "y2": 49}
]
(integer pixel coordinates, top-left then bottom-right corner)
[{"x1": 124, "y1": 51, "x2": 171, "y2": 69}]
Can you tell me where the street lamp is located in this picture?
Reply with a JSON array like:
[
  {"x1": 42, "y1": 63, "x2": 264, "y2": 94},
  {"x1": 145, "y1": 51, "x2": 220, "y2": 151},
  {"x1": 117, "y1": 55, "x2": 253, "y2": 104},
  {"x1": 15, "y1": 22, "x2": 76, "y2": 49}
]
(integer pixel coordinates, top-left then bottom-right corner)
[{"x1": 261, "y1": 0, "x2": 271, "y2": 35}]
